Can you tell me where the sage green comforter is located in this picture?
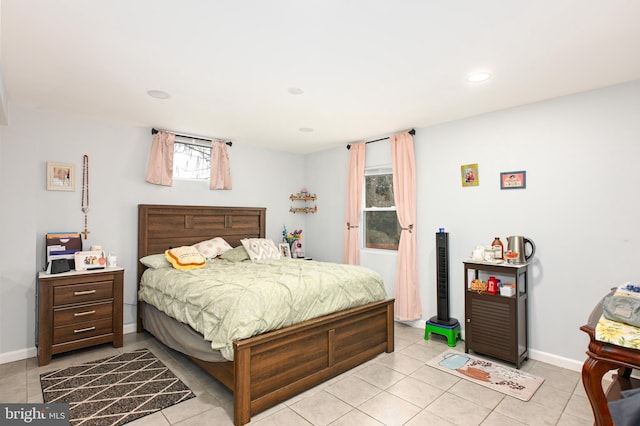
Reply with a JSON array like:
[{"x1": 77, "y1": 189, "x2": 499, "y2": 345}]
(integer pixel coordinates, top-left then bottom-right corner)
[{"x1": 138, "y1": 259, "x2": 387, "y2": 360}]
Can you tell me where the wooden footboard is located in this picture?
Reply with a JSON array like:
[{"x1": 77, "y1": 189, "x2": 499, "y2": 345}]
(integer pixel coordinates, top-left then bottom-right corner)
[{"x1": 190, "y1": 299, "x2": 394, "y2": 426}]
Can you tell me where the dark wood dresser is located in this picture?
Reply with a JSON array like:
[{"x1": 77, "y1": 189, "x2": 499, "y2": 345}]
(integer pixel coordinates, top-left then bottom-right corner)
[{"x1": 37, "y1": 268, "x2": 124, "y2": 366}]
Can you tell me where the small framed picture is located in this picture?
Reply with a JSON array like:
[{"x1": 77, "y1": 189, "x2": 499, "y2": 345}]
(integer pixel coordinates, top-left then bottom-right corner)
[
  {"x1": 461, "y1": 163, "x2": 479, "y2": 187},
  {"x1": 279, "y1": 243, "x2": 291, "y2": 258},
  {"x1": 74, "y1": 250, "x2": 106, "y2": 271},
  {"x1": 47, "y1": 162, "x2": 75, "y2": 191},
  {"x1": 500, "y1": 171, "x2": 526, "y2": 189}
]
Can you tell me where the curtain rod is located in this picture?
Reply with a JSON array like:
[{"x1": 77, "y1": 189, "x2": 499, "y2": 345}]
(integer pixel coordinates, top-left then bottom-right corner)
[
  {"x1": 151, "y1": 128, "x2": 232, "y2": 147},
  {"x1": 346, "y1": 129, "x2": 415, "y2": 150}
]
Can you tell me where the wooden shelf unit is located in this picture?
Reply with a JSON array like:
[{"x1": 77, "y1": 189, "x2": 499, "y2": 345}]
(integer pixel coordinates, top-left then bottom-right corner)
[
  {"x1": 463, "y1": 260, "x2": 528, "y2": 368},
  {"x1": 289, "y1": 193, "x2": 317, "y2": 213}
]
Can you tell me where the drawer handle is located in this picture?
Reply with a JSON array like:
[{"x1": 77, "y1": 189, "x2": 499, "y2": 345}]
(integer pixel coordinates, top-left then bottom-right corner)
[
  {"x1": 74, "y1": 290, "x2": 97, "y2": 296},
  {"x1": 73, "y1": 326, "x2": 96, "y2": 334},
  {"x1": 74, "y1": 310, "x2": 96, "y2": 317}
]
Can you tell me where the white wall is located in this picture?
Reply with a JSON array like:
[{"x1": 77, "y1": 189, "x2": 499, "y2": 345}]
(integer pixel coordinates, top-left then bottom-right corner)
[
  {"x1": 307, "y1": 80, "x2": 640, "y2": 369},
  {"x1": 3, "y1": 80, "x2": 639, "y2": 369},
  {"x1": 0, "y1": 104, "x2": 306, "y2": 362}
]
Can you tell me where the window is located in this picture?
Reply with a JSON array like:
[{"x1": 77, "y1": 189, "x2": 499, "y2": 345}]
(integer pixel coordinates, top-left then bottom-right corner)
[
  {"x1": 173, "y1": 139, "x2": 211, "y2": 180},
  {"x1": 363, "y1": 167, "x2": 400, "y2": 250}
]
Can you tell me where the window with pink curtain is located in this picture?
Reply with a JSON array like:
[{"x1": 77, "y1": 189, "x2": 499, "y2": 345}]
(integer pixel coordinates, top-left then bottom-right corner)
[{"x1": 391, "y1": 132, "x2": 421, "y2": 321}]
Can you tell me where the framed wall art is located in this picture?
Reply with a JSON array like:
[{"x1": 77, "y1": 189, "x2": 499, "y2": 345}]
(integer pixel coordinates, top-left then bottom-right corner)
[
  {"x1": 47, "y1": 162, "x2": 75, "y2": 191},
  {"x1": 500, "y1": 171, "x2": 526, "y2": 189},
  {"x1": 461, "y1": 163, "x2": 479, "y2": 187}
]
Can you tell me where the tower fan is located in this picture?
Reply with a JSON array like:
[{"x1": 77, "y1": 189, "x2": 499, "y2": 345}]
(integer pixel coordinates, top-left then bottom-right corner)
[
  {"x1": 425, "y1": 230, "x2": 460, "y2": 346},
  {"x1": 430, "y1": 230, "x2": 458, "y2": 325}
]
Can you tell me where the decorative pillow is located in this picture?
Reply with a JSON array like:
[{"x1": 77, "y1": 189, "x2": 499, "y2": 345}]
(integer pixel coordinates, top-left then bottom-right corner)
[
  {"x1": 240, "y1": 238, "x2": 281, "y2": 261},
  {"x1": 165, "y1": 246, "x2": 206, "y2": 270},
  {"x1": 219, "y1": 245, "x2": 250, "y2": 262},
  {"x1": 193, "y1": 237, "x2": 233, "y2": 259},
  {"x1": 140, "y1": 253, "x2": 173, "y2": 269}
]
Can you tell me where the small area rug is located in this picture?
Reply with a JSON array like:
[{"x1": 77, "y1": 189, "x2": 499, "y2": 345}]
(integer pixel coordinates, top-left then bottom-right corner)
[
  {"x1": 426, "y1": 349, "x2": 544, "y2": 401},
  {"x1": 40, "y1": 348, "x2": 195, "y2": 426}
]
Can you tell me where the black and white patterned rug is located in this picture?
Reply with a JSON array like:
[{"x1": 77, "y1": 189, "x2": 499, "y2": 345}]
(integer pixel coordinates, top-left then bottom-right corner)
[{"x1": 40, "y1": 348, "x2": 196, "y2": 426}]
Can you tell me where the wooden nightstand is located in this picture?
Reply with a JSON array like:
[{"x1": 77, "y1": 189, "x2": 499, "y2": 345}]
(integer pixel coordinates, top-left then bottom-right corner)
[{"x1": 37, "y1": 267, "x2": 124, "y2": 366}]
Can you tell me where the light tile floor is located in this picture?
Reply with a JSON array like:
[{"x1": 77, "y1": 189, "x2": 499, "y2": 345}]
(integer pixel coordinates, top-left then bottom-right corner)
[{"x1": 1, "y1": 323, "x2": 595, "y2": 425}]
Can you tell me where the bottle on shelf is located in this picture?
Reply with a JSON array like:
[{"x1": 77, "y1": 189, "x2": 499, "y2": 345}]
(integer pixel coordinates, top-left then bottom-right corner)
[
  {"x1": 492, "y1": 237, "x2": 504, "y2": 260},
  {"x1": 487, "y1": 276, "x2": 499, "y2": 294}
]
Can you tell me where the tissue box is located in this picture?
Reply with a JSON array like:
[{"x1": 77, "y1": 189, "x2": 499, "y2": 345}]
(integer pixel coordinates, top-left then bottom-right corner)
[{"x1": 500, "y1": 284, "x2": 516, "y2": 297}]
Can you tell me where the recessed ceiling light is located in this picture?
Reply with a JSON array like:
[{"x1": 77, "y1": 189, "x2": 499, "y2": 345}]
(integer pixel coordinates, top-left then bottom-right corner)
[
  {"x1": 299, "y1": 127, "x2": 314, "y2": 133},
  {"x1": 288, "y1": 87, "x2": 304, "y2": 95},
  {"x1": 147, "y1": 90, "x2": 170, "y2": 99},
  {"x1": 466, "y1": 72, "x2": 491, "y2": 83}
]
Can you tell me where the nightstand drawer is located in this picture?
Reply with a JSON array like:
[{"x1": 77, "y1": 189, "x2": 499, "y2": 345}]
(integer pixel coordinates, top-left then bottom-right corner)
[
  {"x1": 53, "y1": 318, "x2": 113, "y2": 344},
  {"x1": 53, "y1": 301, "x2": 113, "y2": 327},
  {"x1": 53, "y1": 281, "x2": 113, "y2": 305}
]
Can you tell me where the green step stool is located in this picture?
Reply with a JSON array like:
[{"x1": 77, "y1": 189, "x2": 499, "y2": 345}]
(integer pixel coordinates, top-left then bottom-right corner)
[{"x1": 424, "y1": 319, "x2": 461, "y2": 347}]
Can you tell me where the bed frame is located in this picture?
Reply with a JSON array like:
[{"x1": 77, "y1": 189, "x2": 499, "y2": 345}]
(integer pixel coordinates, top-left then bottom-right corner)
[{"x1": 137, "y1": 204, "x2": 395, "y2": 425}]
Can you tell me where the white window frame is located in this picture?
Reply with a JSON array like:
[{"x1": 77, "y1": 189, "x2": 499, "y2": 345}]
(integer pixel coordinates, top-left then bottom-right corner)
[{"x1": 362, "y1": 165, "x2": 399, "y2": 251}]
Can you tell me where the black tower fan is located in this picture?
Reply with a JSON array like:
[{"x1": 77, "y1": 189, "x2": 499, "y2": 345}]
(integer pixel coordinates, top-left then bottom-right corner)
[{"x1": 429, "y1": 231, "x2": 458, "y2": 326}]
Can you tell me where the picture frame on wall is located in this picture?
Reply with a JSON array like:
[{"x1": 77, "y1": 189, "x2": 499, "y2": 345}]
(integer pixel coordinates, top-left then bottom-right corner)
[
  {"x1": 461, "y1": 163, "x2": 479, "y2": 187},
  {"x1": 500, "y1": 171, "x2": 526, "y2": 189},
  {"x1": 279, "y1": 243, "x2": 291, "y2": 258},
  {"x1": 46, "y1": 162, "x2": 75, "y2": 191}
]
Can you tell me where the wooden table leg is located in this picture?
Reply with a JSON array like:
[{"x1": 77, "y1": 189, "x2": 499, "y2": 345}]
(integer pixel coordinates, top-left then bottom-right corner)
[
  {"x1": 618, "y1": 367, "x2": 632, "y2": 379},
  {"x1": 582, "y1": 357, "x2": 617, "y2": 426}
]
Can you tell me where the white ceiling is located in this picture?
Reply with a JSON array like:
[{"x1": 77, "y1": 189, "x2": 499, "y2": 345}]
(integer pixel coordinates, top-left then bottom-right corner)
[{"x1": 2, "y1": 1, "x2": 640, "y2": 154}]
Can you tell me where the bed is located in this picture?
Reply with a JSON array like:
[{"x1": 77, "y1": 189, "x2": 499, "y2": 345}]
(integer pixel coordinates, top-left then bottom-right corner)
[{"x1": 137, "y1": 204, "x2": 395, "y2": 425}]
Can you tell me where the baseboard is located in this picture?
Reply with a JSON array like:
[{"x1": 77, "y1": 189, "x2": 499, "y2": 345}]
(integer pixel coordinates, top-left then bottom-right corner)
[
  {"x1": 123, "y1": 322, "x2": 137, "y2": 335},
  {"x1": 527, "y1": 348, "x2": 585, "y2": 372},
  {"x1": 0, "y1": 347, "x2": 37, "y2": 365}
]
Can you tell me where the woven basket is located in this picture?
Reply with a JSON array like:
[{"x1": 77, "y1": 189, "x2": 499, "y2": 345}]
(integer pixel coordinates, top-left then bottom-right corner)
[{"x1": 471, "y1": 279, "x2": 488, "y2": 291}]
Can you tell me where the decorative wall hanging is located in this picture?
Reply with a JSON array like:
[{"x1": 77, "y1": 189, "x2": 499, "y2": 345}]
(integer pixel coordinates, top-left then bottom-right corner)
[
  {"x1": 81, "y1": 155, "x2": 91, "y2": 239},
  {"x1": 500, "y1": 171, "x2": 526, "y2": 189},
  {"x1": 46, "y1": 162, "x2": 75, "y2": 191},
  {"x1": 461, "y1": 163, "x2": 479, "y2": 187}
]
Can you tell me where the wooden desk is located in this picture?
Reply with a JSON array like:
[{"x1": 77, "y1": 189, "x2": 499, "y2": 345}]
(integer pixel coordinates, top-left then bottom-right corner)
[{"x1": 580, "y1": 296, "x2": 640, "y2": 425}]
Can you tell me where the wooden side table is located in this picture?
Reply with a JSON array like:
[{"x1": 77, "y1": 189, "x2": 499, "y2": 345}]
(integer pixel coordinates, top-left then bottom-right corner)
[
  {"x1": 37, "y1": 268, "x2": 124, "y2": 366},
  {"x1": 580, "y1": 294, "x2": 640, "y2": 425}
]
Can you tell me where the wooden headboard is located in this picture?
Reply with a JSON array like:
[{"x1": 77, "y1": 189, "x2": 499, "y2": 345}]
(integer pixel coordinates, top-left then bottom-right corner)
[{"x1": 137, "y1": 204, "x2": 266, "y2": 284}]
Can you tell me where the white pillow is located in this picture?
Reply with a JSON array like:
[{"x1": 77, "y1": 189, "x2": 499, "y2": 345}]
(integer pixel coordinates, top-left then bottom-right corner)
[
  {"x1": 193, "y1": 237, "x2": 233, "y2": 259},
  {"x1": 240, "y1": 238, "x2": 281, "y2": 261},
  {"x1": 140, "y1": 253, "x2": 172, "y2": 269}
]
